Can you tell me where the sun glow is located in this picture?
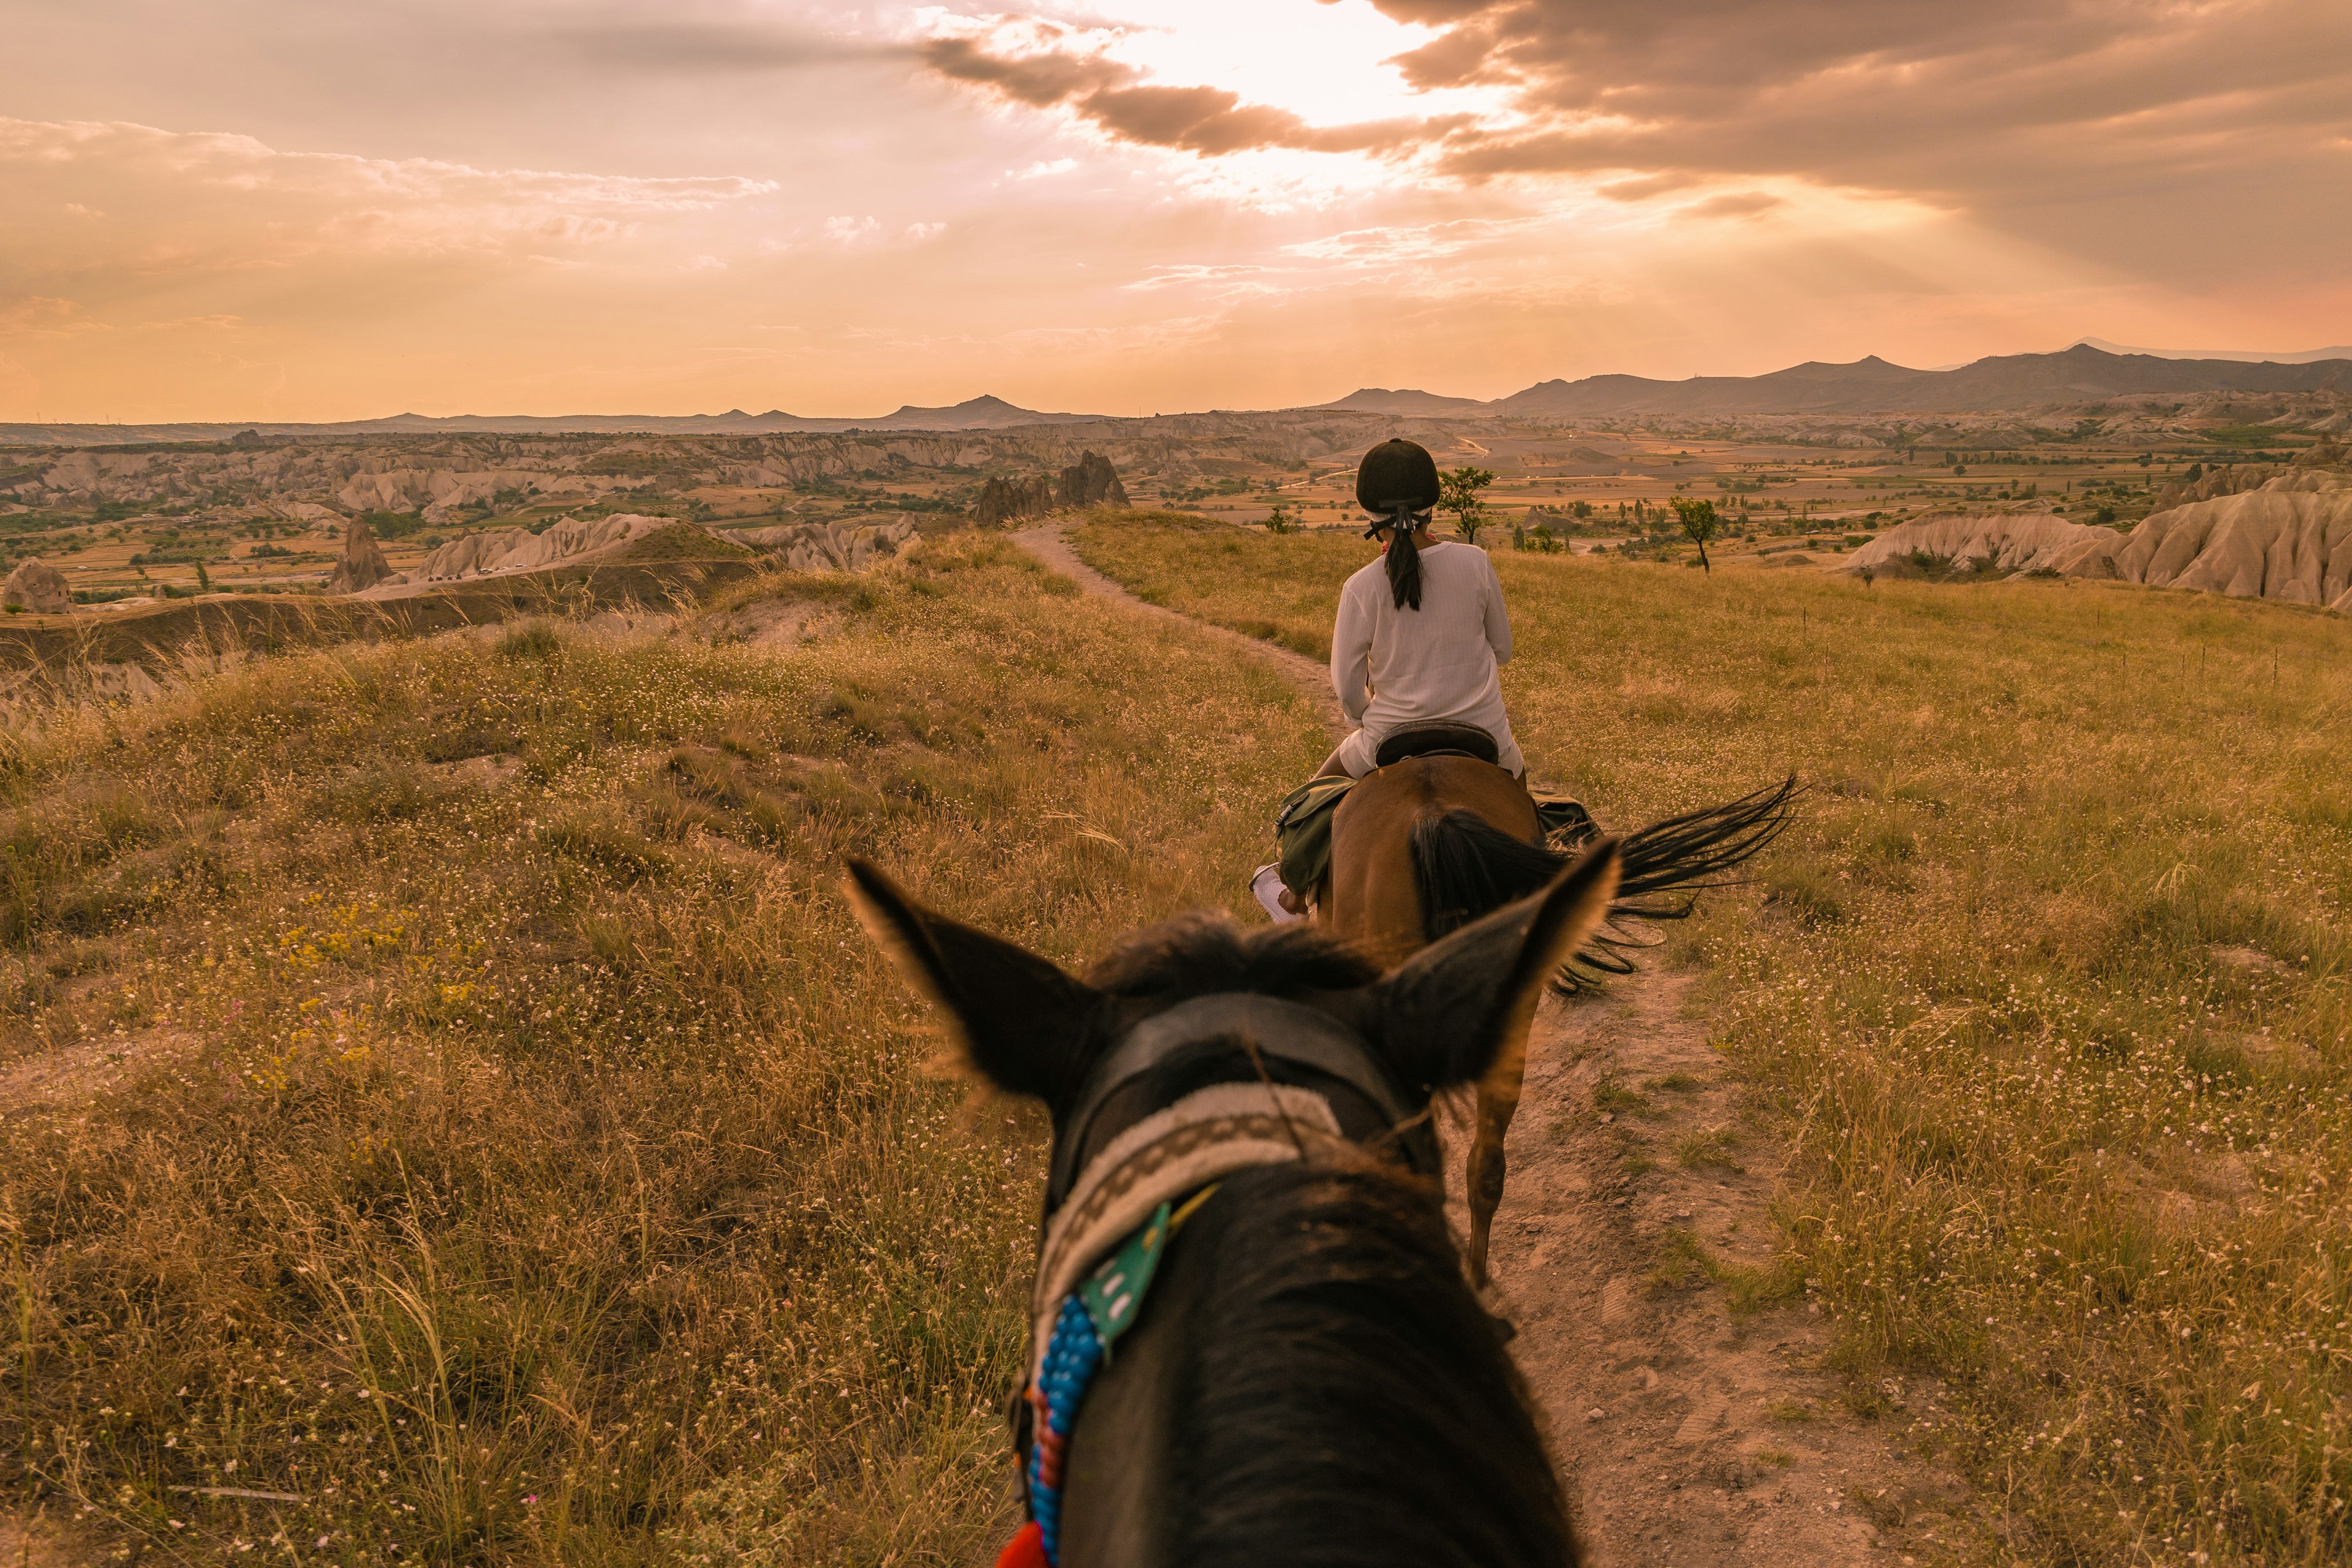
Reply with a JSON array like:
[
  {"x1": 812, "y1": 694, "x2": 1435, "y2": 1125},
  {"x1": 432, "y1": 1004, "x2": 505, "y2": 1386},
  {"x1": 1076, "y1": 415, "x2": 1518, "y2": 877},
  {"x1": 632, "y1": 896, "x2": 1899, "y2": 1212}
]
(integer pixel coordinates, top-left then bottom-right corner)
[{"x1": 1073, "y1": 0, "x2": 1499, "y2": 126}]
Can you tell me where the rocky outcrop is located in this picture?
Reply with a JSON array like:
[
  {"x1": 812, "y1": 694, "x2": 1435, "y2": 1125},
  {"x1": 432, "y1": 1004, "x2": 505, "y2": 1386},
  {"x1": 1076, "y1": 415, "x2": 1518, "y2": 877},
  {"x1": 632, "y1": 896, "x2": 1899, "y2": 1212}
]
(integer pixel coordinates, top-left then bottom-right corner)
[
  {"x1": 2048, "y1": 471, "x2": 2352, "y2": 610},
  {"x1": 328, "y1": 518, "x2": 394, "y2": 594},
  {"x1": 2151, "y1": 462, "x2": 2288, "y2": 510},
  {"x1": 337, "y1": 466, "x2": 547, "y2": 522},
  {"x1": 406, "y1": 513, "x2": 673, "y2": 583},
  {"x1": 971, "y1": 451, "x2": 1129, "y2": 526},
  {"x1": 731, "y1": 519, "x2": 918, "y2": 571},
  {"x1": 1849, "y1": 475, "x2": 2352, "y2": 613},
  {"x1": 972, "y1": 473, "x2": 1057, "y2": 527},
  {"x1": 1845, "y1": 510, "x2": 2115, "y2": 576},
  {"x1": 1062, "y1": 450, "x2": 1129, "y2": 509},
  {"x1": 2, "y1": 557, "x2": 72, "y2": 613},
  {"x1": 2147, "y1": 443, "x2": 2347, "y2": 511}
]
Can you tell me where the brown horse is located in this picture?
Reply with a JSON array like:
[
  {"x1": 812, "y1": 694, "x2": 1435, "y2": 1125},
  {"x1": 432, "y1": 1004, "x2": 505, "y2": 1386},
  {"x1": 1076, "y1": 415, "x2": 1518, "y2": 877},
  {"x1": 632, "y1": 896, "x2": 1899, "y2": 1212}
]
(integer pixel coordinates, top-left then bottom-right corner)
[
  {"x1": 1321, "y1": 750, "x2": 1795, "y2": 1284},
  {"x1": 848, "y1": 848, "x2": 1620, "y2": 1564}
]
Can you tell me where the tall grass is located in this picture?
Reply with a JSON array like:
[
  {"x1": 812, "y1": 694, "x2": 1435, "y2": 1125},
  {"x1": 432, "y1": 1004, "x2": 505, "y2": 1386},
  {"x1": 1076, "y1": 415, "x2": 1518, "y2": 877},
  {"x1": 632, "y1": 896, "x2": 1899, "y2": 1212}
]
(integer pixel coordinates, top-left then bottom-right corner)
[
  {"x1": 1072, "y1": 511, "x2": 2352, "y2": 1566},
  {"x1": 0, "y1": 536, "x2": 1325, "y2": 1564}
]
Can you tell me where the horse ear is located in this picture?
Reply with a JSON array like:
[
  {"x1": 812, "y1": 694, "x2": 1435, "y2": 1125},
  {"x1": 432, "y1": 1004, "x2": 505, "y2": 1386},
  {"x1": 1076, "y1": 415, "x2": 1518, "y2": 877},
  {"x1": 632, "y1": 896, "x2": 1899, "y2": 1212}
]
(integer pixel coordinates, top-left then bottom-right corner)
[
  {"x1": 844, "y1": 858, "x2": 1100, "y2": 1102},
  {"x1": 1372, "y1": 840, "x2": 1622, "y2": 1095}
]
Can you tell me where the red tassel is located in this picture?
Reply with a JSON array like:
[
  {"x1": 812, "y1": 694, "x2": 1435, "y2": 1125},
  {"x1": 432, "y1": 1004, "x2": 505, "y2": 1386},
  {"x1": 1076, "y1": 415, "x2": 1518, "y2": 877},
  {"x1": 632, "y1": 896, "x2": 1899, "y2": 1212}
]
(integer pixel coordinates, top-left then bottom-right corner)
[{"x1": 995, "y1": 1520, "x2": 1048, "y2": 1568}]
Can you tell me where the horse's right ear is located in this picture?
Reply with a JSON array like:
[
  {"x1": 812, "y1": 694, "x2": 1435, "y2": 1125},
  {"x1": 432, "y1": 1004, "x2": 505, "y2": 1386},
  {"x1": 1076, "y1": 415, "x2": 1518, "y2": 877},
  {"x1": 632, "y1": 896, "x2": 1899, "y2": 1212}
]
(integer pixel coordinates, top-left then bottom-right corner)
[{"x1": 844, "y1": 858, "x2": 1101, "y2": 1102}]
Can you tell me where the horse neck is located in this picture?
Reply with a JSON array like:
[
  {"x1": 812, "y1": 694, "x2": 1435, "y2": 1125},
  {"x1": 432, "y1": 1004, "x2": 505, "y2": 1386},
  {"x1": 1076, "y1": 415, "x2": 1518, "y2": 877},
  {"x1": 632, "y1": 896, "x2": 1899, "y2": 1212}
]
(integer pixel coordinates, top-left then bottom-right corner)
[{"x1": 1056, "y1": 1160, "x2": 1575, "y2": 1566}]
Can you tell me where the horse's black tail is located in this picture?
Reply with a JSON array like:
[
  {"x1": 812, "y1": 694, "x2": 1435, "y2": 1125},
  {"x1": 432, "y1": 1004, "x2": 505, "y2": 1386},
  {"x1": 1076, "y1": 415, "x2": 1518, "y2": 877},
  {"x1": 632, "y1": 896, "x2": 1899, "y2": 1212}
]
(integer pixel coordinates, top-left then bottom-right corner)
[{"x1": 1410, "y1": 774, "x2": 1800, "y2": 990}]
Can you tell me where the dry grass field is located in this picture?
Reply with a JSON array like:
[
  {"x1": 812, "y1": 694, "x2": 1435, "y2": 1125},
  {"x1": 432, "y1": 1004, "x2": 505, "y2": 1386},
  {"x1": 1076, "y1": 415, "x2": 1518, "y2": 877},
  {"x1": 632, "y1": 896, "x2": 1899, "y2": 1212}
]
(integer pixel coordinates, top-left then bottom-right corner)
[
  {"x1": 0, "y1": 535, "x2": 1324, "y2": 1564},
  {"x1": 8, "y1": 505, "x2": 2350, "y2": 1567},
  {"x1": 1073, "y1": 510, "x2": 2352, "y2": 1567}
]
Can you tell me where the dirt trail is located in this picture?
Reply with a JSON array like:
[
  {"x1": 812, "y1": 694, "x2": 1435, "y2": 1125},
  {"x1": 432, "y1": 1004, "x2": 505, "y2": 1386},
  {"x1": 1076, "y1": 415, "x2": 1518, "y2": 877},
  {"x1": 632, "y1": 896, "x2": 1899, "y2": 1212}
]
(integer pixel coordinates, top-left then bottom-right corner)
[
  {"x1": 1015, "y1": 521, "x2": 1977, "y2": 1567},
  {"x1": 1013, "y1": 523, "x2": 1344, "y2": 729}
]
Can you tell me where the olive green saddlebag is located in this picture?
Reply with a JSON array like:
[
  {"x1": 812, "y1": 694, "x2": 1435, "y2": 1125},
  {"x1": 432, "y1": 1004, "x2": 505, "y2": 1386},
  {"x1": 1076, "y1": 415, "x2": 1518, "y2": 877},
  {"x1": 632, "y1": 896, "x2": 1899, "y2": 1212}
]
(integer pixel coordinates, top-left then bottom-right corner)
[{"x1": 1273, "y1": 776, "x2": 1595, "y2": 900}]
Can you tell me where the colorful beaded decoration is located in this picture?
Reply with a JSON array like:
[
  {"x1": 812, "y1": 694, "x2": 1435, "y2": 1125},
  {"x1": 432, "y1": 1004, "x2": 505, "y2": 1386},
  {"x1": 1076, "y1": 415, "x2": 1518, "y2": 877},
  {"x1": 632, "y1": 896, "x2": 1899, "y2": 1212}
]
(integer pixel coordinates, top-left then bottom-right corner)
[{"x1": 1011, "y1": 1188, "x2": 1212, "y2": 1566}]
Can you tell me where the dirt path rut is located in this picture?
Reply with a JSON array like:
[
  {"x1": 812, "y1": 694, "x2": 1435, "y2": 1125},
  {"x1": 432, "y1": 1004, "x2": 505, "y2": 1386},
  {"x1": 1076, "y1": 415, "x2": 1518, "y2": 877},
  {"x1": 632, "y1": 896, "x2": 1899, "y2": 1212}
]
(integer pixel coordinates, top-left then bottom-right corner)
[
  {"x1": 1013, "y1": 522, "x2": 1344, "y2": 730},
  {"x1": 1014, "y1": 521, "x2": 1977, "y2": 1567}
]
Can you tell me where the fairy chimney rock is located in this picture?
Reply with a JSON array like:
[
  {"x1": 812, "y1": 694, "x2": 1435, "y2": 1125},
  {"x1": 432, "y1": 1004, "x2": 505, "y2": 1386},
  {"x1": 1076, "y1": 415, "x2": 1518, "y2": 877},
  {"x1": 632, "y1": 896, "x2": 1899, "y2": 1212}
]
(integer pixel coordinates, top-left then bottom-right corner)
[
  {"x1": 2, "y1": 557, "x2": 72, "y2": 614},
  {"x1": 1057, "y1": 450, "x2": 1130, "y2": 509},
  {"x1": 329, "y1": 516, "x2": 394, "y2": 594},
  {"x1": 971, "y1": 451, "x2": 1129, "y2": 526}
]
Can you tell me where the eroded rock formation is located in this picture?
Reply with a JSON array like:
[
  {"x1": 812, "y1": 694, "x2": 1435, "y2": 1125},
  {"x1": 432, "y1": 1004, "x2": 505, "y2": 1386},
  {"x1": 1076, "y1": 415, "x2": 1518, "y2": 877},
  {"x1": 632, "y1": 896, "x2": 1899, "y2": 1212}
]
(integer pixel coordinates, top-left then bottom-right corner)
[
  {"x1": 405, "y1": 513, "x2": 673, "y2": 584},
  {"x1": 2, "y1": 557, "x2": 72, "y2": 614},
  {"x1": 1847, "y1": 472, "x2": 2352, "y2": 613},
  {"x1": 328, "y1": 517, "x2": 395, "y2": 594},
  {"x1": 1845, "y1": 510, "x2": 2114, "y2": 576},
  {"x1": 971, "y1": 451, "x2": 1129, "y2": 526},
  {"x1": 731, "y1": 519, "x2": 918, "y2": 571},
  {"x1": 2048, "y1": 471, "x2": 2352, "y2": 610}
]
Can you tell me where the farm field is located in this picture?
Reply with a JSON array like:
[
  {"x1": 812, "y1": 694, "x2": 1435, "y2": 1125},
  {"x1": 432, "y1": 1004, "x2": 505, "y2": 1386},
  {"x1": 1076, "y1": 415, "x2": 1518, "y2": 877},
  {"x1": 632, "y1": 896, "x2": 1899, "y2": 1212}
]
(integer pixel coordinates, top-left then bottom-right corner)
[
  {"x1": 0, "y1": 536, "x2": 1324, "y2": 1564},
  {"x1": 1072, "y1": 511, "x2": 2352, "y2": 1566}
]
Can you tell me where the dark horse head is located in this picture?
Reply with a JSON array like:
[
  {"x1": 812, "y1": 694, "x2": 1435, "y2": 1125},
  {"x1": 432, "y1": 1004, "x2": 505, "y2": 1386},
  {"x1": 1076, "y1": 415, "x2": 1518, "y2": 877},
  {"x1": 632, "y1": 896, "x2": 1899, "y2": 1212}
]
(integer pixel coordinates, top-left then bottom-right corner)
[{"x1": 848, "y1": 843, "x2": 1618, "y2": 1568}]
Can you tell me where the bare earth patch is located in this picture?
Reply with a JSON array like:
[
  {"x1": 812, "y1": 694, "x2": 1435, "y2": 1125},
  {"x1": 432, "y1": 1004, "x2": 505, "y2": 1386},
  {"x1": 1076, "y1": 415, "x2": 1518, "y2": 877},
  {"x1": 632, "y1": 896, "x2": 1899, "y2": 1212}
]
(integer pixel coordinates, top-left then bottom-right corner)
[
  {"x1": 0, "y1": 1509, "x2": 102, "y2": 1568},
  {"x1": 1494, "y1": 976, "x2": 1983, "y2": 1566},
  {"x1": 0, "y1": 1028, "x2": 200, "y2": 1116}
]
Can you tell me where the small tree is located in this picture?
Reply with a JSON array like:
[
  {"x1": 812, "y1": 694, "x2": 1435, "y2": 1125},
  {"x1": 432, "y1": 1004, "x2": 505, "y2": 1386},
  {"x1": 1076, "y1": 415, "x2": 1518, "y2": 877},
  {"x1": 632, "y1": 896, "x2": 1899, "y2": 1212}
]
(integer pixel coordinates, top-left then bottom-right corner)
[
  {"x1": 1264, "y1": 503, "x2": 1295, "y2": 535},
  {"x1": 1669, "y1": 496, "x2": 1722, "y2": 573},
  {"x1": 1439, "y1": 466, "x2": 1495, "y2": 543},
  {"x1": 195, "y1": 560, "x2": 213, "y2": 594}
]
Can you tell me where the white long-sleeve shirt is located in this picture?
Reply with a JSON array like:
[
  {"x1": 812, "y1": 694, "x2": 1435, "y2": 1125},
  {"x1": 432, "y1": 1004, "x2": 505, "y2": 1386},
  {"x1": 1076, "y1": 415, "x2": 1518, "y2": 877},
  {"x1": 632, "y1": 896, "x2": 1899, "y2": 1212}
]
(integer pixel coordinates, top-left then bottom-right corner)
[{"x1": 1330, "y1": 540, "x2": 1523, "y2": 775}]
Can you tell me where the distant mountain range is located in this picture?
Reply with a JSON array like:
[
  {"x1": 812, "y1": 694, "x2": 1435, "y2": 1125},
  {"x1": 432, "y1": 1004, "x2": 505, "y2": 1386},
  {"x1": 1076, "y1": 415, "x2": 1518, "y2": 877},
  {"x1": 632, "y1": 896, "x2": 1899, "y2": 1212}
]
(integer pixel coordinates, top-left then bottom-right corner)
[
  {"x1": 1311, "y1": 344, "x2": 2350, "y2": 419},
  {"x1": 0, "y1": 394, "x2": 1098, "y2": 446},
  {"x1": 1312, "y1": 388, "x2": 1492, "y2": 415},
  {"x1": 7, "y1": 346, "x2": 2347, "y2": 448}
]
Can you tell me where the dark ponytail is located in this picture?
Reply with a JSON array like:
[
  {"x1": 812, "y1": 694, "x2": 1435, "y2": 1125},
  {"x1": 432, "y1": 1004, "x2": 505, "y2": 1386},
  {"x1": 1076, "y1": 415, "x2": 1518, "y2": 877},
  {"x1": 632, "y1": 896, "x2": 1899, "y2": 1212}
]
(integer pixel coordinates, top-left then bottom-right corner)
[
  {"x1": 1383, "y1": 507, "x2": 1425, "y2": 610},
  {"x1": 1355, "y1": 439, "x2": 1441, "y2": 612}
]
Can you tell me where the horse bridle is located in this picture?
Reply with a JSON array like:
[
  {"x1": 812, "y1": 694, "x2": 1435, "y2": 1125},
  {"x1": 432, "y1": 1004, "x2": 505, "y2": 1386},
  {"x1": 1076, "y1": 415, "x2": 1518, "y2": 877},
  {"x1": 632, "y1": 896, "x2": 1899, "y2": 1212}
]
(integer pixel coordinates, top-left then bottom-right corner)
[{"x1": 1043, "y1": 992, "x2": 1427, "y2": 1213}]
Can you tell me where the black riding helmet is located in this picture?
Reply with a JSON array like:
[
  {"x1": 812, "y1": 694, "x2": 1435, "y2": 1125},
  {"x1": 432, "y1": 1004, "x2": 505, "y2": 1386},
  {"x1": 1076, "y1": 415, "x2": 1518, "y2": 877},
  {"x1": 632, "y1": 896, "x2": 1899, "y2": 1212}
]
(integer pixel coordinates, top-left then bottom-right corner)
[
  {"x1": 1356, "y1": 439, "x2": 1439, "y2": 518},
  {"x1": 1357, "y1": 439, "x2": 1439, "y2": 610}
]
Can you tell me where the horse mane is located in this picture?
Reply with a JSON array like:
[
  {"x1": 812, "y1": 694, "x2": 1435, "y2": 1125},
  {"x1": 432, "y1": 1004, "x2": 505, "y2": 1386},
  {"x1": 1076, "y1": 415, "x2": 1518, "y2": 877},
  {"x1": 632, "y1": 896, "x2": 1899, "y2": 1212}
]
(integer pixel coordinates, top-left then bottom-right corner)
[
  {"x1": 1157, "y1": 1158, "x2": 1575, "y2": 1564},
  {"x1": 1083, "y1": 910, "x2": 1383, "y2": 1000},
  {"x1": 1412, "y1": 774, "x2": 1799, "y2": 987}
]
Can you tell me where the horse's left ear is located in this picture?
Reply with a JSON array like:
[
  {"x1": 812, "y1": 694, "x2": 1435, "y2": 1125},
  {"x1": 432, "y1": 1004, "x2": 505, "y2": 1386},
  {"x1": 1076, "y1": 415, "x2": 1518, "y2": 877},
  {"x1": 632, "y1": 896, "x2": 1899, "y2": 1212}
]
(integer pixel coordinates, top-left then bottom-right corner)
[
  {"x1": 1371, "y1": 839, "x2": 1622, "y2": 1095},
  {"x1": 844, "y1": 858, "x2": 1101, "y2": 1102}
]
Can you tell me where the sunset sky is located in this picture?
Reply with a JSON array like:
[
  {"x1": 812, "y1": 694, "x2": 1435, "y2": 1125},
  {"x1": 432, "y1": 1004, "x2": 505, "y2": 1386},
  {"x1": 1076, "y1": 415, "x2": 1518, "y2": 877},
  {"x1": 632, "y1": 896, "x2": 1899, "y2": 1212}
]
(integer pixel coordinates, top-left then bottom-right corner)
[{"x1": 3, "y1": 0, "x2": 2348, "y2": 421}]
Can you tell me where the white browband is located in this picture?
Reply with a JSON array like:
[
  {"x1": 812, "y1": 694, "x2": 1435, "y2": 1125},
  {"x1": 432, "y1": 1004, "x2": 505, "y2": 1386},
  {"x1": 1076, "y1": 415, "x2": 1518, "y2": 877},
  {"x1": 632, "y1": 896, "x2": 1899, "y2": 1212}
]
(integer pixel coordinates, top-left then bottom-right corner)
[{"x1": 1027, "y1": 1080, "x2": 1346, "y2": 1383}]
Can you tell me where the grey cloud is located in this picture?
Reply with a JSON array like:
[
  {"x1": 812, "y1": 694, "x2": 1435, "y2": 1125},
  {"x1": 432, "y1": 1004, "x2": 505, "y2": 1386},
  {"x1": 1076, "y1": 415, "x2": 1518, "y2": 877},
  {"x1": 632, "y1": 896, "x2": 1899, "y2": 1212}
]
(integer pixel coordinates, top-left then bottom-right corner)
[
  {"x1": 921, "y1": 36, "x2": 1137, "y2": 108},
  {"x1": 1377, "y1": 0, "x2": 2352, "y2": 203},
  {"x1": 919, "y1": 34, "x2": 1464, "y2": 158},
  {"x1": 914, "y1": 0, "x2": 2352, "y2": 269}
]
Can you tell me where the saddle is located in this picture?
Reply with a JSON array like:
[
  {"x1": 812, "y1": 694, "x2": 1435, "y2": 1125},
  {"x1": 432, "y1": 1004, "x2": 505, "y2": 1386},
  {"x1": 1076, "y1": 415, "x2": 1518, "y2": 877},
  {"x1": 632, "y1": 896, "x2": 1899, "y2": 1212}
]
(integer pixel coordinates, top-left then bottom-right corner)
[{"x1": 1374, "y1": 720, "x2": 1501, "y2": 769}]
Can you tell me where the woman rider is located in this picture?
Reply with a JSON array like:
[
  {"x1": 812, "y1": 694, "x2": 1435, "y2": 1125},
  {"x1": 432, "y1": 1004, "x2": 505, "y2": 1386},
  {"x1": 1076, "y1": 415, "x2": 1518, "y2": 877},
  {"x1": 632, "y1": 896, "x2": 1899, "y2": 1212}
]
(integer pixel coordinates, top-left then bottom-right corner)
[
  {"x1": 1317, "y1": 437, "x2": 1525, "y2": 779},
  {"x1": 1255, "y1": 439, "x2": 1525, "y2": 920}
]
